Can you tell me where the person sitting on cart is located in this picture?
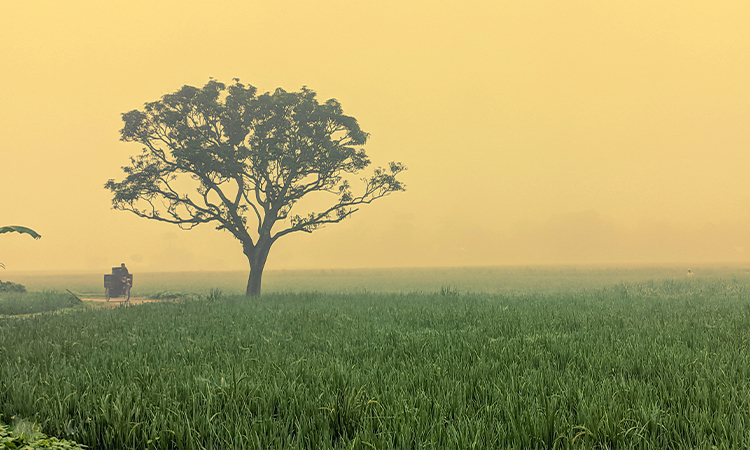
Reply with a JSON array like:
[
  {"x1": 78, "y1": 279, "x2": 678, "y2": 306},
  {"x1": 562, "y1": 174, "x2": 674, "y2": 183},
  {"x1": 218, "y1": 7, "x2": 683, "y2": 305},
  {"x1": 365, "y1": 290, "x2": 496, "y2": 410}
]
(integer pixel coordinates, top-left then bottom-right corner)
[{"x1": 119, "y1": 263, "x2": 131, "y2": 285}]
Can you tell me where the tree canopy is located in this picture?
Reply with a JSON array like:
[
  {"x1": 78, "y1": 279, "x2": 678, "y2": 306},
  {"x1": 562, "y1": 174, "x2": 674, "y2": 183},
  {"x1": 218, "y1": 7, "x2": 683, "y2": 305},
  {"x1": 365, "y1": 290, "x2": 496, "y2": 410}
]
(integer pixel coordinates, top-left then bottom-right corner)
[{"x1": 106, "y1": 79, "x2": 405, "y2": 296}]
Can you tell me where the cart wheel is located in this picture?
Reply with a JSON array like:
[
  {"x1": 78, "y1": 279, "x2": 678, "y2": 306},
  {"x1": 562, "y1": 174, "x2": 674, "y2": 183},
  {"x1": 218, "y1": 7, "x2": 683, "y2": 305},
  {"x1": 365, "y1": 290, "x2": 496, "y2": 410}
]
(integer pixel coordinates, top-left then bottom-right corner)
[
  {"x1": 125, "y1": 286, "x2": 131, "y2": 302},
  {"x1": 105, "y1": 287, "x2": 110, "y2": 301}
]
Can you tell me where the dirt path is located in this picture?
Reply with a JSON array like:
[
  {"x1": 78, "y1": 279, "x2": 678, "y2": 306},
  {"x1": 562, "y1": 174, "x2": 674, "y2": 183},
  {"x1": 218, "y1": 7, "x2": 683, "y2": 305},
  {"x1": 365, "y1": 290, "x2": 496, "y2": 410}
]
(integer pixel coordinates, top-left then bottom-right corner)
[{"x1": 84, "y1": 297, "x2": 159, "y2": 308}]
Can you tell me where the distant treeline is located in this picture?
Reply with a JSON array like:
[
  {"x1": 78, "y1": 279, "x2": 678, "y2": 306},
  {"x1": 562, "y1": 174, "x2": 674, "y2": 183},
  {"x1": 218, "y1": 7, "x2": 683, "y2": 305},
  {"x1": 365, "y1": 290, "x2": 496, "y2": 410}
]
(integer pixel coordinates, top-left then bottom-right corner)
[{"x1": 0, "y1": 280, "x2": 26, "y2": 293}]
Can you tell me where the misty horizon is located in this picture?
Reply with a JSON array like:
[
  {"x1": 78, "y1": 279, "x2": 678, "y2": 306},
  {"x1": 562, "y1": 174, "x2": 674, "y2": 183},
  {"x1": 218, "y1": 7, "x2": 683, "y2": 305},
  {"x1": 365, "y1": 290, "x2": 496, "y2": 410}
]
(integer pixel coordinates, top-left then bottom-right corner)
[{"x1": 3, "y1": 2, "x2": 750, "y2": 274}]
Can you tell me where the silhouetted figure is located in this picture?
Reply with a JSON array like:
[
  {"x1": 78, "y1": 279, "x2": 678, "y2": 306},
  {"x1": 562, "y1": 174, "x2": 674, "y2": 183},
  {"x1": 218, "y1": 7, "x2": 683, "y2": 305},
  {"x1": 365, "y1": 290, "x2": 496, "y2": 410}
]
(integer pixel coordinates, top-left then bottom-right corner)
[
  {"x1": 687, "y1": 269, "x2": 694, "y2": 278},
  {"x1": 119, "y1": 263, "x2": 132, "y2": 291},
  {"x1": 104, "y1": 264, "x2": 133, "y2": 301}
]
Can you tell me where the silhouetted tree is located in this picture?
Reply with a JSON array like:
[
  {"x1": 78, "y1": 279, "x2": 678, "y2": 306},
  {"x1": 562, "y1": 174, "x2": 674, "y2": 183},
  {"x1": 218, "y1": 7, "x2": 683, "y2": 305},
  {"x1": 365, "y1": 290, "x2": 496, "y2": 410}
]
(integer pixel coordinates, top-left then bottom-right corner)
[{"x1": 105, "y1": 79, "x2": 405, "y2": 296}]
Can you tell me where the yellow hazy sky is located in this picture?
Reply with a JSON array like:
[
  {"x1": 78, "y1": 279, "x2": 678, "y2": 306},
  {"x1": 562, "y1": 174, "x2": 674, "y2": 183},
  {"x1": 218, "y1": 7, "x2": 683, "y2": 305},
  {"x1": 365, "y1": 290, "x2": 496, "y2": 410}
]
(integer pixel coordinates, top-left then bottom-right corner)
[{"x1": 2, "y1": 1, "x2": 750, "y2": 272}]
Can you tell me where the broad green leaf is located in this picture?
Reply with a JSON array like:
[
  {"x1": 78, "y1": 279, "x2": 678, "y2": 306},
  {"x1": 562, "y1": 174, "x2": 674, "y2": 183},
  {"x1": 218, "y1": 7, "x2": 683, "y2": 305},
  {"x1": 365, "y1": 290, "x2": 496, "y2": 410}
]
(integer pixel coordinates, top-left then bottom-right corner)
[{"x1": 0, "y1": 226, "x2": 41, "y2": 239}]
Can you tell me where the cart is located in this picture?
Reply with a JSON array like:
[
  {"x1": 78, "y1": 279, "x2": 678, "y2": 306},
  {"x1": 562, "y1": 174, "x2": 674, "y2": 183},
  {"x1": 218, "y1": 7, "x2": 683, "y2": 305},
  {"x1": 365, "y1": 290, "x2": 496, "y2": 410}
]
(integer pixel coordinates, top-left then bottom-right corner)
[{"x1": 104, "y1": 267, "x2": 133, "y2": 301}]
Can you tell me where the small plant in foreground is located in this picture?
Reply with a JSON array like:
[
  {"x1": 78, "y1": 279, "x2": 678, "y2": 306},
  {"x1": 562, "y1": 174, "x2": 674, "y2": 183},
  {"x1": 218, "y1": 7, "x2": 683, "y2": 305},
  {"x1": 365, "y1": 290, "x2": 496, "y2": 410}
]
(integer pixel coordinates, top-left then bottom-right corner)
[
  {"x1": 205, "y1": 288, "x2": 223, "y2": 302},
  {"x1": 0, "y1": 416, "x2": 85, "y2": 449}
]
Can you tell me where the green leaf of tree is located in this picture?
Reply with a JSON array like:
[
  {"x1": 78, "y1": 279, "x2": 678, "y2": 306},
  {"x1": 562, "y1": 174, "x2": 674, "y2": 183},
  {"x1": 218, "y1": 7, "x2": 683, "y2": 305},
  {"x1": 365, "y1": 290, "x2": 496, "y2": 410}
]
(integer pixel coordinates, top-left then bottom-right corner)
[{"x1": 0, "y1": 226, "x2": 41, "y2": 239}]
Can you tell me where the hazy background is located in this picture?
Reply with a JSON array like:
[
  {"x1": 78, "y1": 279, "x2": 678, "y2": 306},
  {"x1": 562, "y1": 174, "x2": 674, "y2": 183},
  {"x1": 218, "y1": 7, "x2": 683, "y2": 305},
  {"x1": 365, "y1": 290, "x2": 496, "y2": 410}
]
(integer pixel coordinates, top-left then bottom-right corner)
[{"x1": 2, "y1": 1, "x2": 750, "y2": 273}]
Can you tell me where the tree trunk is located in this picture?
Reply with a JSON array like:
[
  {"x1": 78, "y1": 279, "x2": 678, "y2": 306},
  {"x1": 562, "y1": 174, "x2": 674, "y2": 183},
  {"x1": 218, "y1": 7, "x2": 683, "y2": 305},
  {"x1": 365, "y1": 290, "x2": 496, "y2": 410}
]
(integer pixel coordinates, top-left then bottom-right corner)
[
  {"x1": 246, "y1": 264, "x2": 264, "y2": 297},
  {"x1": 244, "y1": 240, "x2": 271, "y2": 297}
]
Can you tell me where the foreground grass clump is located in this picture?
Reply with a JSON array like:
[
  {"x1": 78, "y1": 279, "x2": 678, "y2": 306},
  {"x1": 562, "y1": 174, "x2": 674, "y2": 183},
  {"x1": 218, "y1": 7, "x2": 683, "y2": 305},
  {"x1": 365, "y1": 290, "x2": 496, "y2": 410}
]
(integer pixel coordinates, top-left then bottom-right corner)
[
  {"x1": 0, "y1": 415, "x2": 85, "y2": 449},
  {"x1": 1, "y1": 277, "x2": 750, "y2": 448},
  {"x1": 147, "y1": 291, "x2": 191, "y2": 301},
  {"x1": 0, "y1": 291, "x2": 82, "y2": 316}
]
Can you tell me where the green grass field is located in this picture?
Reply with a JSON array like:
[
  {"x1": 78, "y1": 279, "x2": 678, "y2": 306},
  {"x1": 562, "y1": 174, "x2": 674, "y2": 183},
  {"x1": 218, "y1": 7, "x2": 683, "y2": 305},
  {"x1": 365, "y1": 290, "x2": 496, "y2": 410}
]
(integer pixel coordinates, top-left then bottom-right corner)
[
  {"x1": 0, "y1": 291, "x2": 83, "y2": 316},
  {"x1": 2, "y1": 266, "x2": 750, "y2": 448}
]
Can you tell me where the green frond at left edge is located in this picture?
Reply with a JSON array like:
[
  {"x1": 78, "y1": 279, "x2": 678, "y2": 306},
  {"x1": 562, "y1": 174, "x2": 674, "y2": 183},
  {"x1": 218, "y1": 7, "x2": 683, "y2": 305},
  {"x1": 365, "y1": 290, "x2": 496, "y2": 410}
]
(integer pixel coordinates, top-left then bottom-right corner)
[{"x1": 0, "y1": 226, "x2": 41, "y2": 239}]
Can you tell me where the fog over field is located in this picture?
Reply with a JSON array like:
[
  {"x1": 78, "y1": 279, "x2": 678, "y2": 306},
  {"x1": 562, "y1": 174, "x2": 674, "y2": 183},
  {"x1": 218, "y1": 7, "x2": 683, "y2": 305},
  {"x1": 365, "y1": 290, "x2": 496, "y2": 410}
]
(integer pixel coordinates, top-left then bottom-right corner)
[
  {"x1": 3, "y1": 264, "x2": 748, "y2": 299},
  {"x1": 2, "y1": 1, "x2": 750, "y2": 273}
]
